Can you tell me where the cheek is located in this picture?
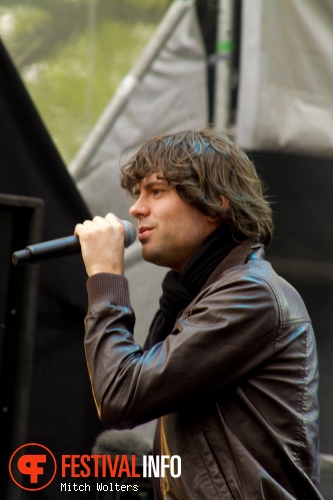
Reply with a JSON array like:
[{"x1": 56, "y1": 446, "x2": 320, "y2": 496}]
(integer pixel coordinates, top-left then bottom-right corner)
[{"x1": 169, "y1": 220, "x2": 197, "y2": 250}]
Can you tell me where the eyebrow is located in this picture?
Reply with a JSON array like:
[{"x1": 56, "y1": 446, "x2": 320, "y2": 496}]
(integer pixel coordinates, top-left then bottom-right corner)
[
  {"x1": 145, "y1": 178, "x2": 169, "y2": 189},
  {"x1": 134, "y1": 177, "x2": 169, "y2": 195}
]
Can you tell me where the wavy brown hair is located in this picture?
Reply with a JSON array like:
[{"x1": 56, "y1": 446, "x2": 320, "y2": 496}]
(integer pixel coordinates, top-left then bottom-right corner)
[{"x1": 120, "y1": 128, "x2": 273, "y2": 245}]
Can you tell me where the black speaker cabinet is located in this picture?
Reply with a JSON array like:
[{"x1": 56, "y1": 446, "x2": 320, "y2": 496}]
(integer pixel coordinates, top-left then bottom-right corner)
[{"x1": 0, "y1": 194, "x2": 44, "y2": 499}]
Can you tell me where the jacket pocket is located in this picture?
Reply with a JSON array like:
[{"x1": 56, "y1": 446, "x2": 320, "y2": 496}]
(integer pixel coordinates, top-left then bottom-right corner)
[{"x1": 191, "y1": 430, "x2": 237, "y2": 500}]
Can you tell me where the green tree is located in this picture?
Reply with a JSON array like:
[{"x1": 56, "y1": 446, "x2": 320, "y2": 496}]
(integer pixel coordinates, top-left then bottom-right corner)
[{"x1": 0, "y1": 0, "x2": 171, "y2": 163}]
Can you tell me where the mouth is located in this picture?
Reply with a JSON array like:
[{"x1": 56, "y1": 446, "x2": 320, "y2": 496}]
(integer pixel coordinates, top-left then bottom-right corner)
[{"x1": 138, "y1": 226, "x2": 153, "y2": 241}]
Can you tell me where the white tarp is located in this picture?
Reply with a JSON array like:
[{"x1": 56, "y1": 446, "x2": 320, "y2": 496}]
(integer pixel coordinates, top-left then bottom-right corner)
[
  {"x1": 70, "y1": 0, "x2": 208, "y2": 219},
  {"x1": 237, "y1": 0, "x2": 333, "y2": 157}
]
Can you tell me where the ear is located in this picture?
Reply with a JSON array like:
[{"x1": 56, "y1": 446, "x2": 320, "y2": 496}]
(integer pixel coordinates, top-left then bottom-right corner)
[
  {"x1": 221, "y1": 195, "x2": 229, "y2": 208},
  {"x1": 205, "y1": 195, "x2": 230, "y2": 224},
  {"x1": 207, "y1": 195, "x2": 229, "y2": 223}
]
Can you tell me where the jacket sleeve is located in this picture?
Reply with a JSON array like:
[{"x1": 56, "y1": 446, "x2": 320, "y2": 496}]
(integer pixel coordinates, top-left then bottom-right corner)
[{"x1": 84, "y1": 268, "x2": 282, "y2": 429}]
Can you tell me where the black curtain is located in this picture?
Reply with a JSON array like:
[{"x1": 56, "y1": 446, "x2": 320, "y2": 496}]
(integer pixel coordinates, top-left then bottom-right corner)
[{"x1": 0, "y1": 39, "x2": 103, "y2": 499}]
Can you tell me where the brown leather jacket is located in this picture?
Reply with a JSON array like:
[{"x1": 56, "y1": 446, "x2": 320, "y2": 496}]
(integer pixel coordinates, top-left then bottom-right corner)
[{"x1": 84, "y1": 242, "x2": 322, "y2": 499}]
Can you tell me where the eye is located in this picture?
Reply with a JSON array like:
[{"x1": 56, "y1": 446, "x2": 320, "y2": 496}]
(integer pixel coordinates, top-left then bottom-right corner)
[{"x1": 152, "y1": 188, "x2": 164, "y2": 196}]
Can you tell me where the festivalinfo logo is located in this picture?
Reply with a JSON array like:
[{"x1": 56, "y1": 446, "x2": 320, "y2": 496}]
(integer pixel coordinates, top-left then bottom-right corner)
[
  {"x1": 9, "y1": 442, "x2": 181, "y2": 493},
  {"x1": 9, "y1": 443, "x2": 57, "y2": 491}
]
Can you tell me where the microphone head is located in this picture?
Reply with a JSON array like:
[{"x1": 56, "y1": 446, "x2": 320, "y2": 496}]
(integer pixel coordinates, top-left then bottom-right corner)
[
  {"x1": 92, "y1": 429, "x2": 153, "y2": 460},
  {"x1": 121, "y1": 220, "x2": 137, "y2": 248}
]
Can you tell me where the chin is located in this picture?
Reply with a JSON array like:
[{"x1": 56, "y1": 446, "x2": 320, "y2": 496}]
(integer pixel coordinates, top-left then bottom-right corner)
[{"x1": 141, "y1": 249, "x2": 170, "y2": 268}]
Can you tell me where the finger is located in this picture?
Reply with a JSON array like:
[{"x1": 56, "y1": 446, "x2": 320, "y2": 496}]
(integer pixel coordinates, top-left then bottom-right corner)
[
  {"x1": 82, "y1": 219, "x2": 98, "y2": 229},
  {"x1": 105, "y1": 213, "x2": 125, "y2": 234},
  {"x1": 74, "y1": 222, "x2": 86, "y2": 236},
  {"x1": 105, "y1": 213, "x2": 121, "y2": 226},
  {"x1": 75, "y1": 219, "x2": 97, "y2": 236},
  {"x1": 92, "y1": 215, "x2": 107, "y2": 226}
]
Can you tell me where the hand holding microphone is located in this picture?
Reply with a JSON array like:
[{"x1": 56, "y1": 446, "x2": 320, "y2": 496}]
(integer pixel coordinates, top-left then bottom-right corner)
[
  {"x1": 75, "y1": 214, "x2": 136, "y2": 276},
  {"x1": 12, "y1": 215, "x2": 137, "y2": 276}
]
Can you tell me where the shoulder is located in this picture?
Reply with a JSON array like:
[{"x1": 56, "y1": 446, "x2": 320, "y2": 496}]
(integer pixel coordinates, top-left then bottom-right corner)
[{"x1": 208, "y1": 246, "x2": 310, "y2": 325}]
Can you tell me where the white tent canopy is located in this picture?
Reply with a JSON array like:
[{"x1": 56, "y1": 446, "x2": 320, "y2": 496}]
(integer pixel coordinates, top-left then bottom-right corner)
[
  {"x1": 69, "y1": 0, "x2": 208, "y2": 220},
  {"x1": 237, "y1": 0, "x2": 333, "y2": 157}
]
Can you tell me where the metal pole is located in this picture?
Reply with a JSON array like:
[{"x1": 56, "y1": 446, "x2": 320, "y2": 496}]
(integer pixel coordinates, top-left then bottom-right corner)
[{"x1": 213, "y1": 0, "x2": 234, "y2": 131}]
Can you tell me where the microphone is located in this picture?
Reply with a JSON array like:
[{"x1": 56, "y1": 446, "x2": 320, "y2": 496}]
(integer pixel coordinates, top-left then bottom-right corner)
[
  {"x1": 92, "y1": 429, "x2": 153, "y2": 459},
  {"x1": 12, "y1": 219, "x2": 137, "y2": 266},
  {"x1": 92, "y1": 429, "x2": 154, "y2": 494}
]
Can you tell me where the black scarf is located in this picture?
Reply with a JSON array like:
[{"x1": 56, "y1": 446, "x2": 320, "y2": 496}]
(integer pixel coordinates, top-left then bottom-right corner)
[{"x1": 144, "y1": 222, "x2": 242, "y2": 349}]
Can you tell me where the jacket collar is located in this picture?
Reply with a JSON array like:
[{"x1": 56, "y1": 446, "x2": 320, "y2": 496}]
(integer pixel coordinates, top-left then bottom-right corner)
[{"x1": 202, "y1": 240, "x2": 263, "y2": 291}]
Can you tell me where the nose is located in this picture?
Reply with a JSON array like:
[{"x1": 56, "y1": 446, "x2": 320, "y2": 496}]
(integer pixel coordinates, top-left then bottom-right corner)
[{"x1": 129, "y1": 195, "x2": 150, "y2": 219}]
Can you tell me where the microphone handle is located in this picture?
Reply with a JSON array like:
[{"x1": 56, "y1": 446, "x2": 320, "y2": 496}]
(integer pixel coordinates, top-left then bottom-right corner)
[
  {"x1": 12, "y1": 235, "x2": 81, "y2": 265},
  {"x1": 12, "y1": 220, "x2": 137, "y2": 266}
]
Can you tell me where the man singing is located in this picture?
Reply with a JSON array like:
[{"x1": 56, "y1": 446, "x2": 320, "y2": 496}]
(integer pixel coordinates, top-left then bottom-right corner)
[{"x1": 75, "y1": 129, "x2": 322, "y2": 499}]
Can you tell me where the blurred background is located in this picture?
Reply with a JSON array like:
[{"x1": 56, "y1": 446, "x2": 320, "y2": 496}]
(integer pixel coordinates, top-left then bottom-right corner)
[{"x1": 0, "y1": 0, "x2": 332, "y2": 498}]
